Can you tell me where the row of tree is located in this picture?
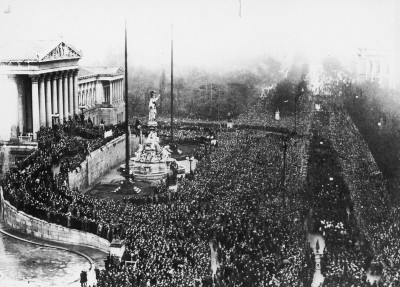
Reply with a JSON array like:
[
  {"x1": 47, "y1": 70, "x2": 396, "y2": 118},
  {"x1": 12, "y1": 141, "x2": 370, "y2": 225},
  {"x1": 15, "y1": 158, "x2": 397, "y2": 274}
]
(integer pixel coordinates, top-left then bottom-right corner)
[
  {"x1": 127, "y1": 67, "x2": 270, "y2": 120},
  {"x1": 343, "y1": 81, "x2": 400, "y2": 203},
  {"x1": 125, "y1": 59, "x2": 310, "y2": 120}
]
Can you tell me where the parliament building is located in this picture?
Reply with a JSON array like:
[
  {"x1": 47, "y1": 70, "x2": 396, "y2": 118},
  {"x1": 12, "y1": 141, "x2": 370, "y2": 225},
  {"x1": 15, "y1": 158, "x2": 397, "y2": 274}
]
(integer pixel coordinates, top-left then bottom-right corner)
[{"x1": 0, "y1": 39, "x2": 125, "y2": 178}]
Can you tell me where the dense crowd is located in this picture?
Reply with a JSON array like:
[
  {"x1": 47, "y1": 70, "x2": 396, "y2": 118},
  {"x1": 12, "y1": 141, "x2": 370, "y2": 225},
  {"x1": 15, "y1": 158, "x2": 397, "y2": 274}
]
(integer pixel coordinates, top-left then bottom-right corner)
[
  {"x1": 307, "y1": 110, "x2": 380, "y2": 287},
  {"x1": 2, "y1": 117, "x2": 313, "y2": 286},
  {"x1": 94, "y1": 131, "x2": 312, "y2": 286},
  {"x1": 325, "y1": 107, "x2": 400, "y2": 285},
  {"x1": 235, "y1": 95, "x2": 313, "y2": 136},
  {"x1": 5, "y1": 85, "x2": 399, "y2": 286},
  {"x1": 2, "y1": 120, "x2": 125, "y2": 236}
]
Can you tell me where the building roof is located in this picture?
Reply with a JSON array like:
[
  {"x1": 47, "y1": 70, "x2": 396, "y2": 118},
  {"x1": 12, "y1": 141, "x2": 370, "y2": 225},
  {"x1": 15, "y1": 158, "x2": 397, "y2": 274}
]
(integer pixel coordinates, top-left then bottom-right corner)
[
  {"x1": 0, "y1": 39, "x2": 82, "y2": 62},
  {"x1": 78, "y1": 66, "x2": 124, "y2": 78}
]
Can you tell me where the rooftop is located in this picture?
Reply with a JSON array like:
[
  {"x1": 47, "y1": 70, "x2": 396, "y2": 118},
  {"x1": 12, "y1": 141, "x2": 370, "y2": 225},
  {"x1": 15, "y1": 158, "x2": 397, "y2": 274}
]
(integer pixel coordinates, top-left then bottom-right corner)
[
  {"x1": 78, "y1": 67, "x2": 124, "y2": 78},
  {"x1": 0, "y1": 39, "x2": 82, "y2": 62}
]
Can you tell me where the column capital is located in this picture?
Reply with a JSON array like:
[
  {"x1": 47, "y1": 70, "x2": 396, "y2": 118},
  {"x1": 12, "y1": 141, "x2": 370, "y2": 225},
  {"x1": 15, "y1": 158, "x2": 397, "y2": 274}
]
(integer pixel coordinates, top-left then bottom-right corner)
[
  {"x1": 39, "y1": 74, "x2": 47, "y2": 80},
  {"x1": 54, "y1": 72, "x2": 63, "y2": 79},
  {"x1": 30, "y1": 74, "x2": 40, "y2": 82},
  {"x1": 7, "y1": 74, "x2": 17, "y2": 81}
]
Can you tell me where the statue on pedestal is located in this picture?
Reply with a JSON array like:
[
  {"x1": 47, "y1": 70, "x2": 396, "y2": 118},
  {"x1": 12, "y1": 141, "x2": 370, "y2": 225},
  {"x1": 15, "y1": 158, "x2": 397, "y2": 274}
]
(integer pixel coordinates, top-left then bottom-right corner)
[
  {"x1": 148, "y1": 90, "x2": 160, "y2": 122},
  {"x1": 275, "y1": 109, "x2": 280, "y2": 121}
]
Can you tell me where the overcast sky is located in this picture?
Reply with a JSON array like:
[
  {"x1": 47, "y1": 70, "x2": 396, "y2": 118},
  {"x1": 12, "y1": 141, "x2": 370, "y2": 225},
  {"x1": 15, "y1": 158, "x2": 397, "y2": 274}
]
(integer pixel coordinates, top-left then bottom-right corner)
[{"x1": 0, "y1": 0, "x2": 398, "y2": 72}]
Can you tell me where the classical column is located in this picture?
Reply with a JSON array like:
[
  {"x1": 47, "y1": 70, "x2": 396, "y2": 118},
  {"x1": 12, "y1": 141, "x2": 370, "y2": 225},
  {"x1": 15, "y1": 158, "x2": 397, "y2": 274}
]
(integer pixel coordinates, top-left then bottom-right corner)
[
  {"x1": 93, "y1": 84, "x2": 96, "y2": 105},
  {"x1": 113, "y1": 81, "x2": 115, "y2": 103},
  {"x1": 80, "y1": 86, "x2": 83, "y2": 106},
  {"x1": 90, "y1": 84, "x2": 92, "y2": 106},
  {"x1": 84, "y1": 84, "x2": 87, "y2": 106},
  {"x1": 4, "y1": 75, "x2": 19, "y2": 139},
  {"x1": 88, "y1": 83, "x2": 91, "y2": 106},
  {"x1": 68, "y1": 71, "x2": 74, "y2": 118},
  {"x1": 92, "y1": 82, "x2": 95, "y2": 105},
  {"x1": 92, "y1": 82, "x2": 97, "y2": 105},
  {"x1": 119, "y1": 80, "x2": 121, "y2": 102},
  {"x1": 30, "y1": 75, "x2": 40, "y2": 139},
  {"x1": 39, "y1": 75, "x2": 46, "y2": 127},
  {"x1": 120, "y1": 80, "x2": 122, "y2": 101},
  {"x1": 93, "y1": 82, "x2": 96, "y2": 104},
  {"x1": 63, "y1": 72, "x2": 69, "y2": 121},
  {"x1": 73, "y1": 70, "x2": 79, "y2": 115},
  {"x1": 17, "y1": 75, "x2": 24, "y2": 134},
  {"x1": 58, "y1": 73, "x2": 64, "y2": 124},
  {"x1": 109, "y1": 81, "x2": 113, "y2": 104},
  {"x1": 121, "y1": 79, "x2": 123, "y2": 102},
  {"x1": 116, "y1": 80, "x2": 119, "y2": 102},
  {"x1": 45, "y1": 75, "x2": 52, "y2": 127},
  {"x1": 52, "y1": 74, "x2": 58, "y2": 115},
  {"x1": 121, "y1": 79, "x2": 124, "y2": 102},
  {"x1": 95, "y1": 80, "x2": 103, "y2": 104},
  {"x1": 87, "y1": 83, "x2": 90, "y2": 107},
  {"x1": 118, "y1": 80, "x2": 120, "y2": 102}
]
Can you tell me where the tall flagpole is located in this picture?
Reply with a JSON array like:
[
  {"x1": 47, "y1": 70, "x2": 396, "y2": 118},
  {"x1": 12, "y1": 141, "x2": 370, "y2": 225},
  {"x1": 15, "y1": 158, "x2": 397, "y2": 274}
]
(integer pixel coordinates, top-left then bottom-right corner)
[
  {"x1": 125, "y1": 19, "x2": 130, "y2": 177},
  {"x1": 170, "y1": 23, "x2": 174, "y2": 142}
]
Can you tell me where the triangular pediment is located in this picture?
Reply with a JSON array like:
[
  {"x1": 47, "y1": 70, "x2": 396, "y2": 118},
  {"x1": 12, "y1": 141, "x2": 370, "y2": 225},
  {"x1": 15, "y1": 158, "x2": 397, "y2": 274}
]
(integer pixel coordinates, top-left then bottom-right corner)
[{"x1": 40, "y1": 41, "x2": 82, "y2": 61}]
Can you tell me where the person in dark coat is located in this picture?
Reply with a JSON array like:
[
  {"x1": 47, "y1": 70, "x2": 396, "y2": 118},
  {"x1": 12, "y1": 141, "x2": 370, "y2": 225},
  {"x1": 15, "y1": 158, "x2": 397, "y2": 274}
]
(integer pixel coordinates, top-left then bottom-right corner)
[{"x1": 80, "y1": 270, "x2": 87, "y2": 287}]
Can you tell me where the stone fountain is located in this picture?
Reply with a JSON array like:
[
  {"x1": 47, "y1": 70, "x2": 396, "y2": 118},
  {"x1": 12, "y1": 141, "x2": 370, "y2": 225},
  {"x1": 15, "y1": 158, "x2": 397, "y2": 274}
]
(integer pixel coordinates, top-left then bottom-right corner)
[{"x1": 120, "y1": 91, "x2": 182, "y2": 183}]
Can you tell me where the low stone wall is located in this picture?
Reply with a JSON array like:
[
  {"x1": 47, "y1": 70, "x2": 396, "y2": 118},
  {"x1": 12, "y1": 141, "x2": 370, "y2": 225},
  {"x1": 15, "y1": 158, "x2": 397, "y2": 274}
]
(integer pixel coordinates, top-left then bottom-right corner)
[
  {"x1": 0, "y1": 187, "x2": 110, "y2": 253},
  {"x1": 68, "y1": 135, "x2": 139, "y2": 190}
]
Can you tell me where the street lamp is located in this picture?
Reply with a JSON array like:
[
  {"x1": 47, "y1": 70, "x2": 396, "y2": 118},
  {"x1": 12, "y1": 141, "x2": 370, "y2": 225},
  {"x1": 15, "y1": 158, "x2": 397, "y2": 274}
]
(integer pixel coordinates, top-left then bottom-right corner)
[
  {"x1": 186, "y1": 156, "x2": 194, "y2": 176},
  {"x1": 294, "y1": 87, "x2": 304, "y2": 134}
]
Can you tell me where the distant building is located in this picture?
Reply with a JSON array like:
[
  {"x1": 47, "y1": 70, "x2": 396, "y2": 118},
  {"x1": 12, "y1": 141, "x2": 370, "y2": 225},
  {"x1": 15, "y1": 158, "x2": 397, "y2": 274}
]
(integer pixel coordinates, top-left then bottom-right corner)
[
  {"x1": 77, "y1": 67, "x2": 125, "y2": 125},
  {"x1": 356, "y1": 48, "x2": 395, "y2": 89},
  {"x1": 0, "y1": 39, "x2": 124, "y2": 178}
]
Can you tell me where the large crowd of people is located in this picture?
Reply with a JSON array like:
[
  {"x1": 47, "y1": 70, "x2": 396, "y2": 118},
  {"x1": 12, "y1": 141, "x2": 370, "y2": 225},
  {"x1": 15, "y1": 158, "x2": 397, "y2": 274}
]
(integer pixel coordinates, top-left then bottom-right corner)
[
  {"x1": 307, "y1": 110, "x2": 380, "y2": 287},
  {"x1": 93, "y1": 131, "x2": 312, "y2": 286},
  {"x1": 3, "y1": 81, "x2": 400, "y2": 286},
  {"x1": 325, "y1": 107, "x2": 400, "y2": 285},
  {"x1": 2, "y1": 113, "x2": 313, "y2": 286}
]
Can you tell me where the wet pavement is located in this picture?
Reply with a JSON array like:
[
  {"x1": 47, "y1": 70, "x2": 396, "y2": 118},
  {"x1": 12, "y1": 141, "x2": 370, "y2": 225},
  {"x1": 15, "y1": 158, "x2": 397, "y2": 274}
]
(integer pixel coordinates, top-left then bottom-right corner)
[
  {"x1": 0, "y1": 220, "x2": 106, "y2": 287},
  {"x1": 309, "y1": 233, "x2": 325, "y2": 287}
]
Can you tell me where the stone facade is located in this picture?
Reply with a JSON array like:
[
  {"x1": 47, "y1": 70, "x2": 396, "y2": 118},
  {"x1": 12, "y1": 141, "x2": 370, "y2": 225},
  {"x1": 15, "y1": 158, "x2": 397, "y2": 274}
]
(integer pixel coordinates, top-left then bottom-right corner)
[
  {"x1": 0, "y1": 40, "x2": 126, "y2": 180},
  {"x1": 68, "y1": 134, "x2": 139, "y2": 191},
  {"x1": 0, "y1": 40, "x2": 82, "y2": 140},
  {"x1": 77, "y1": 67, "x2": 125, "y2": 125},
  {"x1": 357, "y1": 48, "x2": 395, "y2": 89},
  {"x1": 0, "y1": 187, "x2": 110, "y2": 253}
]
